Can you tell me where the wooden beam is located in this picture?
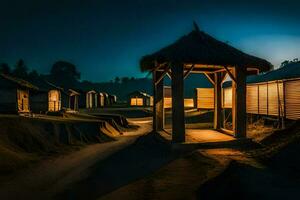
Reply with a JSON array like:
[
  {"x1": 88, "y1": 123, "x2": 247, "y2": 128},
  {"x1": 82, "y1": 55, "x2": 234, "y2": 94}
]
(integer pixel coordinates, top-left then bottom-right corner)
[
  {"x1": 214, "y1": 72, "x2": 222, "y2": 130},
  {"x1": 232, "y1": 67, "x2": 247, "y2": 138},
  {"x1": 183, "y1": 64, "x2": 195, "y2": 79},
  {"x1": 213, "y1": 68, "x2": 227, "y2": 73},
  {"x1": 204, "y1": 73, "x2": 215, "y2": 85},
  {"x1": 166, "y1": 69, "x2": 172, "y2": 79},
  {"x1": 223, "y1": 66, "x2": 237, "y2": 83},
  {"x1": 151, "y1": 62, "x2": 168, "y2": 72},
  {"x1": 171, "y1": 63, "x2": 185, "y2": 143},
  {"x1": 155, "y1": 67, "x2": 169, "y2": 85},
  {"x1": 221, "y1": 73, "x2": 229, "y2": 83},
  {"x1": 153, "y1": 71, "x2": 164, "y2": 131}
]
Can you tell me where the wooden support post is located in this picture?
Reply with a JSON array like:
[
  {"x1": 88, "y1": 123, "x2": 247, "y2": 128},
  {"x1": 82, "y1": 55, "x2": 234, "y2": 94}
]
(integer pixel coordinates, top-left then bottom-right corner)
[
  {"x1": 153, "y1": 71, "x2": 164, "y2": 132},
  {"x1": 214, "y1": 72, "x2": 222, "y2": 130},
  {"x1": 171, "y1": 63, "x2": 185, "y2": 143},
  {"x1": 282, "y1": 81, "x2": 286, "y2": 129},
  {"x1": 232, "y1": 67, "x2": 247, "y2": 138}
]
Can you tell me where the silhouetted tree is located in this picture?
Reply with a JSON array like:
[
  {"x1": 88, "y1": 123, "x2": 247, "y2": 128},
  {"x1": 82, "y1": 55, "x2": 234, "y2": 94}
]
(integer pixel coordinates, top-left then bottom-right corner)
[
  {"x1": 121, "y1": 77, "x2": 130, "y2": 84},
  {"x1": 114, "y1": 76, "x2": 120, "y2": 84},
  {"x1": 0, "y1": 63, "x2": 11, "y2": 74},
  {"x1": 50, "y1": 61, "x2": 80, "y2": 89},
  {"x1": 280, "y1": 60, "x2": 290, "y2": 68},
  {"x1": 28, "y1": 69, "x2": 39, "y2": 80},
  {"x1": 13, "y1": 59, "x2": 28, "y2": 78}
]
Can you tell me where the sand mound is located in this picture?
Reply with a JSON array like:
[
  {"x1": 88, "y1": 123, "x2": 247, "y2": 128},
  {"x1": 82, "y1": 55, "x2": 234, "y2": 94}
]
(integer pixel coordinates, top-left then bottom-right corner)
[
  {"x1": 0, "y1": 116, "x2": 115, "y2": 174},
  {"x1": 63, "y1": 112, "x2": 131, "y2": 133}
]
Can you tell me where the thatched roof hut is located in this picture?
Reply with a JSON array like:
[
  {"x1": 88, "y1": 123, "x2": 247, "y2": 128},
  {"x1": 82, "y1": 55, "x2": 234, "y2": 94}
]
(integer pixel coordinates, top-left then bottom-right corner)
[
  {"x1": 140, "y1": 23, "x2": 272, "y2": 73},
  {"x1": 142, "y1": 23, "x2": 272, "y2": 142}
]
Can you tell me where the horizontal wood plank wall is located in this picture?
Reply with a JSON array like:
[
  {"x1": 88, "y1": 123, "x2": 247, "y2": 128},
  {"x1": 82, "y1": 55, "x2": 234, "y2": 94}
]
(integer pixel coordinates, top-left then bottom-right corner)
[
  {"x1": 285, "y1": 80, "x2": 300, "y2": 120},
  {"x1": 184, "y1": 98, "x2": 195, "y2": 108},
  {"x1": 164, "y1": 98, "x2": 194, "y2": 108},
  {"x1": 267, "y1": 82, "x2": 284, "y2": 116},
  {"x1": 196, "y1": 88, "x2": 214, "y2": 109},
  {"x1": 222, "y1": 87, "x2": 232, "y2": 108},
  {"x1": 246, "y1": 85, "x2": 259, "y2": 114},
  {"x1": 258, "y1": 84, "x2": 268, "y2": 115},
  {"x1": 164, "y1": 87, "x2": 172, "y2": 98},
  {"x1": 164, "y1": 97, "x2": 172, "y2": 108}
]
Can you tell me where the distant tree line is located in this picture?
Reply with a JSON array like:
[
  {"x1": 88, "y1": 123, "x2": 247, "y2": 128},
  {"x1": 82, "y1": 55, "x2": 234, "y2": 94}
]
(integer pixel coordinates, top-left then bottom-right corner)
[
  {"x1": 0, "y1": 59, "x2": 152, "y2": 101},
  {"x1": 280, "y1": 58, "x2": 299, "y2": 68}
]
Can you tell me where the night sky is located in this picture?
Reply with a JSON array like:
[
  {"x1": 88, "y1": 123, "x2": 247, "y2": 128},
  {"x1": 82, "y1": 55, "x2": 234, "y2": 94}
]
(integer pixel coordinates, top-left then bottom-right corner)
[{"x1": 0, "y1": 0, "x2": 299, "y2": 82}]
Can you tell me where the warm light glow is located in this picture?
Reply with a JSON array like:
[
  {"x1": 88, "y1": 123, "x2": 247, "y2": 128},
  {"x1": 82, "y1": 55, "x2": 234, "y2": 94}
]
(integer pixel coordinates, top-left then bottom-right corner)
[
  {"x1": 48, "y1": 90, "x2": 61, "y2": 111},
  {"x1": 130, "y1": 97, "x2": 143, "y2": 106},
  {"x1": 17, "y1": 89, "x2": 29, "y2": 112},
  {"x1": 164, "y1": 98, "x2": 194, "y2": 108},
  {"x1": 223, "y1": 88, "x2": 232, "y2": 108},
  {"x1": 196, "y1": 88, "x2": 214, "y2": 109}
]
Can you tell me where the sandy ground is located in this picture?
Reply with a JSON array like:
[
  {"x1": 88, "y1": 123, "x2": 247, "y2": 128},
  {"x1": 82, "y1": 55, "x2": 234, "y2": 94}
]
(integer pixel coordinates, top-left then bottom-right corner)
[
  {"x1": 1, "y1": 109, "x2": 299, "y2": 200},
  {"x1": 99, "y1": 150, "x2": 229, "y2": 200},
  {"x1": 98, "y1": 122, "x2": 300, "y2": 200},
  {"x1": 98, "y1": 147, "x2": 261, "y2": 200},
  {"x1": 0, "y1": 117, "x2": 152, "y2": 200}
]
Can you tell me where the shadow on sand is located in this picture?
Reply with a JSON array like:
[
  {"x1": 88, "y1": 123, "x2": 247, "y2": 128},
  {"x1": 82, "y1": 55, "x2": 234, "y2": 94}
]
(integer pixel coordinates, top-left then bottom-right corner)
[{"x1": 57, "y1": 132, "x2": 180, "y2": 200}]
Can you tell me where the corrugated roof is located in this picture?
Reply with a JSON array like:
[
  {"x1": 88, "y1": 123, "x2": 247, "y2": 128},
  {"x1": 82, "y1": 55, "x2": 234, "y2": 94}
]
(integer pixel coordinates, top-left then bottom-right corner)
[
  {"x1": 223, "y1": 61, "x2": 300, "y2": 88},
  {"x1": 0, "y1": 73, "x2": 39, "y2": 90}
]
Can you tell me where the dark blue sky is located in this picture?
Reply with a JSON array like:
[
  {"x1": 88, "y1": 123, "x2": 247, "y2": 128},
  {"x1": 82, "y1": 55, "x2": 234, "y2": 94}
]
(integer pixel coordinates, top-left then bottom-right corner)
[{"x1": 0, "y1": 0, "x2": 299, "y2": 81}]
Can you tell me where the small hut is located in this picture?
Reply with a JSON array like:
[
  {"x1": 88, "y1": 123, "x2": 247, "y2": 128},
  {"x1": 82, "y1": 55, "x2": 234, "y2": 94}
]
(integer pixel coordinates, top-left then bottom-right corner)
[
  {"x1": 102, "y1": 92, "x2": 110, "y2": 106},
  {"x1": 68, "y1": 89, "x2": 80, "y2": 111},
  {"x1": 86, "y1": 90, "x2": 98, "y2": 108},
  {"x1": 108, "y1": 94, "x2": 117, "y2": 105},
  {"x1": 128, "y1": 91, "x2": 151, "y2": 107},
  {"x1": 99, "y1": 92, "x2": 105, "y2": 107},
  {"x1": 30, "y1": 79, "x2": 68, "y2": 113},
  {"x1": 0, "y1": 73, "x2": 38, "y2": 114},
  {"x1": 78, "y1": 89, "x2": 98, "y2": 109},
  {"x1": 140, "y1": 23, "x2": 271, "y2": 142}
]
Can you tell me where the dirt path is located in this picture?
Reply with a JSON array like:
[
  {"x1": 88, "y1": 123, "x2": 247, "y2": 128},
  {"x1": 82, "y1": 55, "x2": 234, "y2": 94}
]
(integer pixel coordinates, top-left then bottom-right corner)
[
  {"x1": 0, "y1": 118, "x2": 151, "y2": 200},
  {"x1": 99, "y1": 150, "x2": 229, "y2": 200},
  {"x1": 56, "y1": 131, "x2": 178, "y2": 200},
  {"x1": 197, "y1": 140, "x2": 300, "y2": 200}
]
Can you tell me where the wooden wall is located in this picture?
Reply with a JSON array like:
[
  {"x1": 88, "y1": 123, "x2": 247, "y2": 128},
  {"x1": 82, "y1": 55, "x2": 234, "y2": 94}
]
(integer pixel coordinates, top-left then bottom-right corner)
[
  {"x1": 222, "y1": 81, "x2": 284, "y2": 117},
  {"x1": 130, "y1": 97, "x2": 144, "y2": 106},
  {"x1": 246, "y1": 85, "x2": 258, "y2": 113},
  {"x1": 196, "y1": 80, "x2": 290, "y2": 119},
  {"x1": 164, "y1": 97, "x2": 194, "y2": 108},
  {"x1": 17, "y1": 89, "x2": 30, "y2": 112},
  {"x1": 285, "y1": 80, "x2": 300, "y2": 120},
  {"x1": 0, "y1": 89, "x2": 18, "y2": 113},
  {"x1": 195, "y1": 88, "x2": 214, "y2": 109},
  {"x1": 222, "y1": 87, "x2": 232, "y2": 108}
]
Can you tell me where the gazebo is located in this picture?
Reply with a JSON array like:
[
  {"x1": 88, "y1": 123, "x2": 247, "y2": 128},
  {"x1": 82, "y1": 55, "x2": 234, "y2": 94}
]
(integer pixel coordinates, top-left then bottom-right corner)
[{"x1": 140, "y1": 23, "x2": 272, "y2": 143}]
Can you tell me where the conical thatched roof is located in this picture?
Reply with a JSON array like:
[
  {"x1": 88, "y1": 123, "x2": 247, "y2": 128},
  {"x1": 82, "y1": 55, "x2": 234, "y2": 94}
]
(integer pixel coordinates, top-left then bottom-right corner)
[{"x1": 140, "y1": 24, "x2": 272, "y2": 72}]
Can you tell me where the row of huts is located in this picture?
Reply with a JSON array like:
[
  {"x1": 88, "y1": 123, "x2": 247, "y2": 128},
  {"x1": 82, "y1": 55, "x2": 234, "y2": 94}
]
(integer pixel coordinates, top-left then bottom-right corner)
[
  {"x1": 0, "y1": 73, "x2": 117, "y2": 114},
  {"x1": 128, "y1": 86, "x2": 194, "y2": 108}
]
